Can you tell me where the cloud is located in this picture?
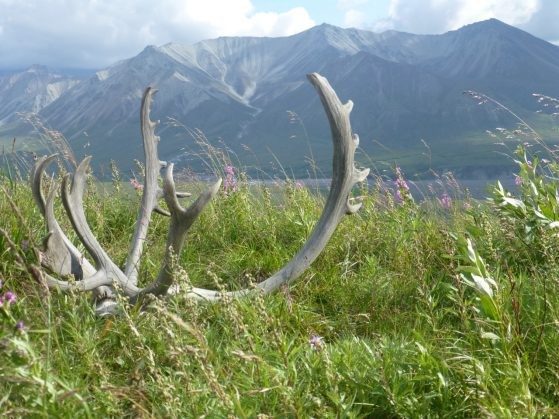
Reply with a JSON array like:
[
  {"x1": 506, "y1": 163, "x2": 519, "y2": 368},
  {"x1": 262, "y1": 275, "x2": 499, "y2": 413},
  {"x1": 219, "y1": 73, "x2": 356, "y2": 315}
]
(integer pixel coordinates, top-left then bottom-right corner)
[
  {"x1": 244, "y1": 8, "x2": 315, "y2": 37},
  {"x1": 445, "y1": 0, "x2": 539, "y2": 30},
  {"x1": 337, "y1": 0, "x2": 369, "y2": 29},
  {"x1": 373, "y1": 0, "x2": 559, "y2": 44},
  {"x1": 0, "y1": 0, "x2": 314, "y2": 69},
  {"x1": 337, "y1": 0, "x2": 369, "y2": 10},
  {"x1": 344, "y1": 10, "x2": 367, "y2": 27},
  {"x1": 518, "y1": 0, "x2": 559, "y2": 43},
  {"x1": 376, "y1": 0, "x2": 540, "y2": 33}
]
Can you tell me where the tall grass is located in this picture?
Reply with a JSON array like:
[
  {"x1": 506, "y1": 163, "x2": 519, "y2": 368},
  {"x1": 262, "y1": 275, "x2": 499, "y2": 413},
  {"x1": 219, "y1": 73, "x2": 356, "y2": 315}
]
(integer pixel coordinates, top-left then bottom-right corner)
[{"x1": 1, "y1": 151, "x2": 558, "y2": 416}]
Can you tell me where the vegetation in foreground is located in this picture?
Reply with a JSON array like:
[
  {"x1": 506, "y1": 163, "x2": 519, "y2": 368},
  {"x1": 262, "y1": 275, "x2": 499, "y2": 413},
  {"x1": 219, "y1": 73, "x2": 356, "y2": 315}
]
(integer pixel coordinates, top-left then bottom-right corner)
[{"x1": 1, "y1": 147, "x2": 559, "y2": 418}]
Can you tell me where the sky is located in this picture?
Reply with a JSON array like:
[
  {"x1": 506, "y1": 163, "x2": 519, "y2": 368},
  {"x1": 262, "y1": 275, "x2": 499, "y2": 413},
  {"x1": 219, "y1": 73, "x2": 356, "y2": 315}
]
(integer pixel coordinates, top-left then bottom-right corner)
[{"x1": 1, "y1": 0, "x2": 558, "y2": 69}]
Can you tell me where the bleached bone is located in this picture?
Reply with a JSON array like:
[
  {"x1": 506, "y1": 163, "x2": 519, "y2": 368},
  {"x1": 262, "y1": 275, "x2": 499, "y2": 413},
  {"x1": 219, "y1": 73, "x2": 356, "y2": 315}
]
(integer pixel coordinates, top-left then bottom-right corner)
[
  {"x1": 31, "y1": 154, "x2": 117, "y2": 313},
  {"x1": 33, "y1": 72, "x2": 369, "y2": 311}
]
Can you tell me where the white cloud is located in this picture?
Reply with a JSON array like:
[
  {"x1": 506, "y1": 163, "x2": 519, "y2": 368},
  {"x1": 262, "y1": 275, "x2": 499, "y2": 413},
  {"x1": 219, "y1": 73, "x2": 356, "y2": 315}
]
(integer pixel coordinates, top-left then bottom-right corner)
[
  {"x1": 246, "y1": 8, "x2": 316, "y2": 37},
  {"x1": 344, "y1": 9, "x2": 367, "y2": 27},
  {"x1": 377, "y1": 0, "x2": 545, "y2": 34},
  {"x1": 371, "y1": 18, "x2": 395, "y2": 32},
  {"x1": 369, "y1": 0, "x2": 559, "y2": 45},
  {"x1": 0, "y1": 0, "x2": 314, "y2": 68},
  {"x1": 337, "y1": 0, "x2": 369, "y2": 10},
  {"x1": 446, "y1": 0, "x2": 540, "y2": 30},
  {"x1": 171, "y1": 1, "x2": 313, "y2": 38},
  {"x1": 337, "y1": 0, "x2": 369, "y2": 29},
  {"x1": 518, "y1": 0, "x2": 559, "y2": 44}
]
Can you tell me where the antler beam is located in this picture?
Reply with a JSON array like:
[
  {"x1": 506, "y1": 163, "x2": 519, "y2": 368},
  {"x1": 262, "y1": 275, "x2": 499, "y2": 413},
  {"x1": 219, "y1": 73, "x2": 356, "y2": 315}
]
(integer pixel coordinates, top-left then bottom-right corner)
[
  {"x1": 124, "y1": 88, "x2": 166, "y2": 285},
  {"x1": 176, "y1": 73, "x2": 369, "y2": 300}
]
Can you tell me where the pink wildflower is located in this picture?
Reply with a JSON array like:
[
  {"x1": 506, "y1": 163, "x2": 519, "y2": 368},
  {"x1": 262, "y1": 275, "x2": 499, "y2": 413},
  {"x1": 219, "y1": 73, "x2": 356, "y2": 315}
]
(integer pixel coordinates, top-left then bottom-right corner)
[
  {"x1": 4, "y1": 291, "x2": 16, "y2": 304},
  {"x1": 394, "y1": 166, "x2": 412, "y2": 204},
  {"x1": 223, "y1": 165, "x2": 237, "y2": 193},
  {"x1": 394, "y1": 189, "x2": 403, "y2": 203},
  {"x1": 130, "y1": 178, "x2": 144, "y2": 191},
  {"x1": 439, "y1": 193, "x2": 452, "y2": 209},
  {"x1": 309, "y1": 335, "x2": 324, "y2": 351},
  {"x1": 224, "y1": 165, "x2": 235, "y2": 176}
]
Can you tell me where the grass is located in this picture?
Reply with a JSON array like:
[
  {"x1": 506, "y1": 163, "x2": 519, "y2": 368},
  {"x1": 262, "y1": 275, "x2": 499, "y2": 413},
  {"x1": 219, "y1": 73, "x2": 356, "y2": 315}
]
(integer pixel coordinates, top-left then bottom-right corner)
[{"x1": 1, "y1": 157, "x2": 559, "y2": 418}]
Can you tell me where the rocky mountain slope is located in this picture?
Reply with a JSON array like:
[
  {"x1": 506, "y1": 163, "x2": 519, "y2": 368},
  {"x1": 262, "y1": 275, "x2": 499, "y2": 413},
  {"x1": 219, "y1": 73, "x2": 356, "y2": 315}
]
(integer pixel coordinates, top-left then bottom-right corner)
[
  {"x1": 0, "y1": 66, "x2": 80, "y2": 125},
  {"x1": 3, "y1": 19, "x2": 559, "y2": 177}
]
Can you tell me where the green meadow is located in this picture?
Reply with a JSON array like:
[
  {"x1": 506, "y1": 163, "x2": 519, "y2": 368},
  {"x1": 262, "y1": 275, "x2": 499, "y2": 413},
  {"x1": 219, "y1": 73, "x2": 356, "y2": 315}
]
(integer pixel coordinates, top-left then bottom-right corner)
[{"x1": 1, "y1": 141, "x2": 559, "y2": 417}]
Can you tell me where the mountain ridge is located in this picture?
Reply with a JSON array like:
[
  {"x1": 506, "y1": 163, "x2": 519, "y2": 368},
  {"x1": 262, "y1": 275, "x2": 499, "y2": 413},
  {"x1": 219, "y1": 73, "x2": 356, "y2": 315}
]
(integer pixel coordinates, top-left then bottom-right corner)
[{"x1": 2, "y1": 19, "x2": 559, "y2": 178}]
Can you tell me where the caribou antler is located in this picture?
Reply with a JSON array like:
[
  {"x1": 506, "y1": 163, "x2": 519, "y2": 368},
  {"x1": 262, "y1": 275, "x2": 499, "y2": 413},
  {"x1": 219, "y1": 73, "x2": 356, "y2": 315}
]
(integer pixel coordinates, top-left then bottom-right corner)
[
  {"x1": 33, "y1": 72, "x2": 369, "y2": 311},
  {"x1": 124, "y1": 88, "x2": 181, "y2": 285},
  {"x1": 132, "y1": 164, "x2": 222, "y2": 301},
  {"x1": 31, "y1": 154, "x2": 117, "y2": 314},
  {"x1": 31, "y1": 154, "x2": 93, "y2": 279}
]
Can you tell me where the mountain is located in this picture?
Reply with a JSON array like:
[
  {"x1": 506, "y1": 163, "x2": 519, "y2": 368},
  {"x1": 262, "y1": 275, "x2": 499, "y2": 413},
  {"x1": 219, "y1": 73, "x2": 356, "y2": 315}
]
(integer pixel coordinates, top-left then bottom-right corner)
[
  {"x1": 3, "y1": 19, "x2": 559, "y2": 178},
  {"x1": 0, "y1": 65, "x2": 81, "y2": 125}
]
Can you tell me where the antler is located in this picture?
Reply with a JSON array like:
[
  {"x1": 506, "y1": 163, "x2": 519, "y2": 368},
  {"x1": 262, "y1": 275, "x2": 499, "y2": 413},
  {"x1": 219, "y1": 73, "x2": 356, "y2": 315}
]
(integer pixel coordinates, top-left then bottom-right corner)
[
  {"x1": 126, "y1": 88, "x2": 166, "y2": 284},
  {"x1": 125, "y1": 87, "x2": 192, "y2": 285},
  {"x1": 40, "y1": 156, "x2": 221, "y2": 298},
  {"x1": 32, "y1": 89, "x2": 196, "y2": 313},
  {"x1": 31, "y1": 154, "x2": 93, "y2": 279},
  {"x1": 131, "y1": 164, "x2": 222, "y2": 301},
  {"x1": 31, "y1": 155, "x2": 117, "y2": 314},
  {"x1": 34, "y1": 72, "x2": 369, "y2": 311}
]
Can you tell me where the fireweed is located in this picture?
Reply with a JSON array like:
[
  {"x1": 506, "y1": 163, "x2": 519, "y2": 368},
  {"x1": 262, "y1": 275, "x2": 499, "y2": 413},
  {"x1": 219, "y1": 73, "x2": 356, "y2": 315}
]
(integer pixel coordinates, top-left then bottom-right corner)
[
  {"x1": 438, "y1": 193, "x2": 452, "y2": 209},
  {"x1": 393, "y1": 166, "x2": 413, "y2": 204},
  {"x1": 223, "y1": 164, "x2": 237, "y2": 193},
  {"x1": 0, "y1": 281, "x2": 25, "y2": 335}
]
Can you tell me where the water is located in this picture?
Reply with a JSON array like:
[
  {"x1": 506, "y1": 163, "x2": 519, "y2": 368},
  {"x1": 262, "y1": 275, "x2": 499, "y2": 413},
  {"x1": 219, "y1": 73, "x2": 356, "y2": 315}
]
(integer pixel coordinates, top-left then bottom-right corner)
[
  {"x1": 258, "y1": 176, "x2": 519, "y2": 201},
  {"x1": 405, "y1": 177, "x2": 518, "y2": 201}
]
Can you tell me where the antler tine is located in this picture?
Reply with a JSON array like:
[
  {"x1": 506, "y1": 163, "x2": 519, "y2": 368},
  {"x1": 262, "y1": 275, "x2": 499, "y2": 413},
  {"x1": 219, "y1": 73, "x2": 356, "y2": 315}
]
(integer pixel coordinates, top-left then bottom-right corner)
[
  {"x1": 124, "y1": 87, "x2": 162, "y2": 284},
  {"x1": 253, "y1": 73, "x2": 368, "y2": 292},
  {"x1": 43, "y1": 269, "x2": 111, "y2": 291},
  {"x1": 178, "y1": 72, "x2": 369, "y2": 300},
  {"x1": 174, "y1": 191, "x2": 192, "y2": 198},
  {"x1": 61, "y1": 157, "x2": 110, "y2": 269},
  {"x1": 32, "y1": 156, "x2": 119, "y2": 314},
  {"x1": 41, "y1": 182, "x2": 84, "y2": 279},
  {"x1": 31, "y1": 154, "x2": 95, "y2": 279},
  {"x1": 59, "y1": 157, "x2": 140, "y2": 297},
  {"x1": 124, "y1": 88, "x2": 194, "y2": 282},
  {"x1": 31, "y1": 154, "x2": 56, "y2": 216},
  {"x1": 153, "y1": 191, "x2": 193, "y2": 216},
  {"x1": 131, "y1": 163, "x2": 221, "y2": 301},
  {"x1": 156, "y1": 189, "x2": 192, "y2": 200}
]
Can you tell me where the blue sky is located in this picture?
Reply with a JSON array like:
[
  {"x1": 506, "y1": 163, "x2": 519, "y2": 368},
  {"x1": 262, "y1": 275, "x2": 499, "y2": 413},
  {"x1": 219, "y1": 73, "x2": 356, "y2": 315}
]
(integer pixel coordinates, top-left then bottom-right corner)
[
  {"x1": 0, "y1": 0, "x2": 557, "y2": 69},
  {"x1": 252, "y1": 0, "x2": 391, "y2": 27}
]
